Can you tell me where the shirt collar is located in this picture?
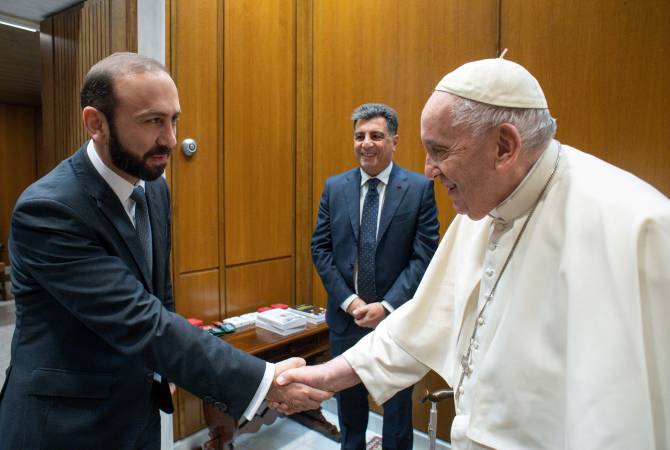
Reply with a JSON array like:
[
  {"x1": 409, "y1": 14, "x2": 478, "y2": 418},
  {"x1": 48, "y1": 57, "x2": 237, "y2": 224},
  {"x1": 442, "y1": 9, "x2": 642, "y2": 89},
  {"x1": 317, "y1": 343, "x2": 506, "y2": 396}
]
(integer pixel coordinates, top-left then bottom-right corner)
[
  {"x1": 360, "y1": 161, "x2": 393, "y2": 187},
  {"x1": 86, "y1": 140, "x2": 145, "y2": 207},
  {"x1": 489, "y1": 140, "x2": 560, "y2": 222}
]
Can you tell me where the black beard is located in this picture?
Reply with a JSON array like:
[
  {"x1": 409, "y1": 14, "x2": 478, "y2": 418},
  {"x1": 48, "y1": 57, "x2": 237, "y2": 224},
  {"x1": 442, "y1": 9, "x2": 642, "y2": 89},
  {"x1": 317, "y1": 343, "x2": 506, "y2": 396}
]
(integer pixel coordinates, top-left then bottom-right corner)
[{"x1": 108, "y1": 120, "x2": 171, "y2": 181}]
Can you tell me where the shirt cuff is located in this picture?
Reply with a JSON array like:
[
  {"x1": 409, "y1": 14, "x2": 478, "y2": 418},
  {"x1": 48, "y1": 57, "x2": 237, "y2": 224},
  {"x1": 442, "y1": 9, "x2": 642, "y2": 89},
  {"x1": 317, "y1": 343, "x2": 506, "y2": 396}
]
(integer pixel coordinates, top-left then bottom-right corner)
[
  {"x1": 241, "y1": 362, "x2": 275, "y2": 421},
  {"x1": 381, "y1": 300, "x2": 394, "y2": 314},
  {"x1": 341, "y1": 294, "x2": 358, "y2": 312}
]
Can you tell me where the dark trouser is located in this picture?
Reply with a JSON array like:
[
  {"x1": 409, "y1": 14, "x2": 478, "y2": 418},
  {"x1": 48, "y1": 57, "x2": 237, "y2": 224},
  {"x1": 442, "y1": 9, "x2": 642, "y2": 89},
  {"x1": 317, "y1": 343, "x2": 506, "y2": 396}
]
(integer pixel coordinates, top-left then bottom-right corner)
[{"x1": 331, "y1": 334, "x2": 414, "y2": 450}]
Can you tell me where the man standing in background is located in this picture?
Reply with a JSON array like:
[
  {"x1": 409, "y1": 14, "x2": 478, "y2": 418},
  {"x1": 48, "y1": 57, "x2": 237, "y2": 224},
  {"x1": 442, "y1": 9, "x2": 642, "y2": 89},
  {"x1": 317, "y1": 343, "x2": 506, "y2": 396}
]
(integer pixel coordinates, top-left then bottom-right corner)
[{"x1": 311, "y1": 103, "x2": 440, "y2": 450}]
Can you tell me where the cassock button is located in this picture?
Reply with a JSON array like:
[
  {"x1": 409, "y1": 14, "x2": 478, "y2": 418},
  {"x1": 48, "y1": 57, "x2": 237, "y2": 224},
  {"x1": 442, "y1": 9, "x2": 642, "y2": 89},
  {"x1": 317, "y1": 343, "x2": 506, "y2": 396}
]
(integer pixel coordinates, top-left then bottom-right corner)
[
  {"x1": 485, "y1": 268, "x2": 494, "y2": 277},
  {"x1": 494, "y1": 222, "x2": 506, "y2": 231},
  {"x1": 477, "y1": 317, "x2": 485, "y2": 326},
  {"x1": 458, "y1": 385, "x2": 464, "y2": 394},
  {"x1": 488, "y1": 243, "x2": 497, "y2": 251}
]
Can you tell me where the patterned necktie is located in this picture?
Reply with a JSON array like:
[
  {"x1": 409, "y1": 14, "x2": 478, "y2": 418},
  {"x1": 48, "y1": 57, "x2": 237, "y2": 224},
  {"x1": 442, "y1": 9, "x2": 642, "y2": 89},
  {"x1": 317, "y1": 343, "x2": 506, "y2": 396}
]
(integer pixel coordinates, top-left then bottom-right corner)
[
  {"x1": 358, "y1": 178, "x2": 380, "y2": 302},
  {"x1": 131, "y1": 185, "x2": 153, "y2": 280}
]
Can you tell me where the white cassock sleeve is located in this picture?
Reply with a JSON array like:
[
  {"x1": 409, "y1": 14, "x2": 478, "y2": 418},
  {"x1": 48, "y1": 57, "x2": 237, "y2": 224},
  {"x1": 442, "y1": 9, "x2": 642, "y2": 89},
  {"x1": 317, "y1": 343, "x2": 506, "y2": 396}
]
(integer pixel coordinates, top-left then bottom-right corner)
[{"x1": 343, "y1": 317, "x2": 431, "y2": 405}]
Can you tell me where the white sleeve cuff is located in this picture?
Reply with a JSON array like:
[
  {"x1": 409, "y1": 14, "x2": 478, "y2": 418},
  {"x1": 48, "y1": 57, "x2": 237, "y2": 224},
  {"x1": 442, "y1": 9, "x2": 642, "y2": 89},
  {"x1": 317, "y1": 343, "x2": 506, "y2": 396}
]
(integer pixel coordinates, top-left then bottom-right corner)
[
  {"x1": 381, "y1": 300, "x2": 395, "y2": 313},
  {"x1": 241, "y1": 362, "x2": 275, "y2": 421},
  {"x1": 341, "y1": 294, "x2": 358, "y2": 312}
]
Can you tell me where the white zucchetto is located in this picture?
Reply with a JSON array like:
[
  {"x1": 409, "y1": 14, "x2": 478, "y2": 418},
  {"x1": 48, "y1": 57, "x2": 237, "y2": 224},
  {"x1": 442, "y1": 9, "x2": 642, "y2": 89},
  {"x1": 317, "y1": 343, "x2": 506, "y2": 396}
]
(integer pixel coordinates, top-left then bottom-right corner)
[{"x1": 435, "y1": 58, "x2": 548, "y2": 109}]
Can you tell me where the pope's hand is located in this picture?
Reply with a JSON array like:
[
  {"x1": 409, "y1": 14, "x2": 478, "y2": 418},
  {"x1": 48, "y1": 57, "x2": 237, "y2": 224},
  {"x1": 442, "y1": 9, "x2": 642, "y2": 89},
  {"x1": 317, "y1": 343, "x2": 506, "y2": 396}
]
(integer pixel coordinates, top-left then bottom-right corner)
[
  {"x1": 269, "y1": 356, "x2": 362, "y2": 414},
  {"x1": 266, "y1": 357, "x2": 333, "y2": 415}
]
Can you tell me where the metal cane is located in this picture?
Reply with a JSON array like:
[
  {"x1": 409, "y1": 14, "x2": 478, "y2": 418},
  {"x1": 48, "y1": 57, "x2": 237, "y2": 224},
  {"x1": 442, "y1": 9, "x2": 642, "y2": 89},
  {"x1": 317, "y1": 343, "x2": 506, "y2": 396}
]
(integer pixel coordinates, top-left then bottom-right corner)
[{"x1": 421, "y1": 389, "x2": 454, "y2": 450}]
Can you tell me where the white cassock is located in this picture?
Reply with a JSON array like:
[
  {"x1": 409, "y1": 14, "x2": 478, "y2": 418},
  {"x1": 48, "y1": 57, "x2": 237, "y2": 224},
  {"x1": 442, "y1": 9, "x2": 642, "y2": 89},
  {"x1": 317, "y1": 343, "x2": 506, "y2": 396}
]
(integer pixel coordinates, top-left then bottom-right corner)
[{"x1": 343, "y1": 140, "x2": 670, "y2": 449}]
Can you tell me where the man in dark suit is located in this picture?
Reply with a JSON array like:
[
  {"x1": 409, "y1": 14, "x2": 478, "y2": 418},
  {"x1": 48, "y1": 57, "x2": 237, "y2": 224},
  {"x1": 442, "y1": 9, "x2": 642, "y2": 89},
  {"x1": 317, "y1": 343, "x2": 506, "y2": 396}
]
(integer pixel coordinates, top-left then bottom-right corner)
[
  {"x1": 0, "y1": 52, "x2": 329, "y2": 449},
  {"x1": 311, "y1": 103, "x2": 440, "y2": 450}
]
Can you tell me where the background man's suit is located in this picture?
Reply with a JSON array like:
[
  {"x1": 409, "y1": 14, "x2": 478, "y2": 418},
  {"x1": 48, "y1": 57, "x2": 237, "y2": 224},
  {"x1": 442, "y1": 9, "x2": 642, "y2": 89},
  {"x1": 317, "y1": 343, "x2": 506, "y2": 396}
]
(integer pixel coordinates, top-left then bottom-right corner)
[
  {"x1": 312, "y1": 163, "x2": 439, "y2": 449},
  {"x1": 0, "y1": 143, "x2": 266, "y2": 449}
]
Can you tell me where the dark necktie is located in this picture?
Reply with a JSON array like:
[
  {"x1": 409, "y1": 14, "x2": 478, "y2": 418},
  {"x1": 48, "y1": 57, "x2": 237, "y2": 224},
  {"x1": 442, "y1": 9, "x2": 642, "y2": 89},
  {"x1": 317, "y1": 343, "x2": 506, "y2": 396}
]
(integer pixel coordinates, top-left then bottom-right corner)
[
  {"x1": 131, "y1": 185, "x2": 153, "y2": 280},
  {"x1": 358, "y1": 178, "x2": 380, "y2": 302}
]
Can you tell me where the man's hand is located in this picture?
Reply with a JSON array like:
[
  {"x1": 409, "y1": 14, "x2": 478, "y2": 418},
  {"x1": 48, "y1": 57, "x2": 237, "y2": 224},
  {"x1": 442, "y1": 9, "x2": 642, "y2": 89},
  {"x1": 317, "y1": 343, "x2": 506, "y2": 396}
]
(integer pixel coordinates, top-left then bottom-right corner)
[
  {"x1": 266, "y1": 357, "x2": 333, "y2": 415},
  {"x1": 353, "y1": 302, "x2": 386, "y2": 328},
  {"x1": 346, "y1": 297, "x2": 367, "y2": 318}
]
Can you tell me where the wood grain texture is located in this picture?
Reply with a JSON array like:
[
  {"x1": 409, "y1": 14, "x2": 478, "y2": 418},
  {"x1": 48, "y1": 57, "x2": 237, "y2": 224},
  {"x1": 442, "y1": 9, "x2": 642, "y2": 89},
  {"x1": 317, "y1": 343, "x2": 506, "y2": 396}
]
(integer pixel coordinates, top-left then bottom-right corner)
[
  {"x1": 295, "y1": 0, "x2": 315, "y2": 309},
  {"x1": 223, "y1": 0, "x2": 295, "y2": 266},
  {"x1": 225, "y1": 258, "x2": 293, "y2": 318},
  {"x1": 500, "y1": 0, "x2": 670, "y2": 196},
  {"x1": 173, "y1": 268, "x2": 221, "y2": 324},
  {"x1": 39, "y1": 17, "x2": 57, "y2": 177},
  {"x1": 40, "y1": 0, "x2": 135, "y2": 174},
  {"x1": 174, "y1": 387, "x2": 206, "y2": 441},
  {"x1": 0, "y1": 104, "x2": 38, "y2": 264},
  {"x1": 310, "y1": 0, "x2": 498, "y2": 304},
  {"x1": 171, "y1": 0, "x2": 220, "y2": 273}
]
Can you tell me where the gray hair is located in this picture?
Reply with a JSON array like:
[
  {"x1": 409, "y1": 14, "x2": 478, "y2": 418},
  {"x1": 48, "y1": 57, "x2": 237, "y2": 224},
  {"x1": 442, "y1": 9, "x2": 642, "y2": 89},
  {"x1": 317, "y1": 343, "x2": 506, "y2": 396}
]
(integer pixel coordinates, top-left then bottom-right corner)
[
  {"x1": 449, "y1": 96, "x2": 557, "y2": 152},
  {"x1": 351, "y1": 103, "x2": 399, "y2": 135}
]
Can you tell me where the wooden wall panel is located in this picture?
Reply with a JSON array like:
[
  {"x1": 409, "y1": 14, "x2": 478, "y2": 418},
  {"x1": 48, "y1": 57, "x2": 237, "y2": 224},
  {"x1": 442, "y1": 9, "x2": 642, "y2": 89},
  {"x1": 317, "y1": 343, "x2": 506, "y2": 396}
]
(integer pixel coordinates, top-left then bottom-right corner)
[
  {"x1": 39, "y1": 18, "x2": 57, "y2": 177},
  {"x1": 171, "y1": 0, "x2": 220, "y2": 273},
  {"x1": 40, "y1": 0, "x2": 137, "y2": 174},
  {"x1": 174, "y1": 388, "x2": 206, "y2": 441},
  {"x1": 173, "y1": 269, "x2": 221, "y2": 323},
  {"x1": 223, "y1": 0, "x2": 295, "y2": 266},
  {"x1": 294, "y1": 0, "x2": 315, "y2": 309},
  {"x1": 310, "y1": 0, "x2": 498, "y2": 304},
  {"x1": 500, "y1": 0, "x2": 670, "y2": 196},
  {"x1": 0, "y1": 104, "x2": 38, "y2": 264},
  {"x1": 226, "y1": 258, "x2": 293, "y2": 318}
]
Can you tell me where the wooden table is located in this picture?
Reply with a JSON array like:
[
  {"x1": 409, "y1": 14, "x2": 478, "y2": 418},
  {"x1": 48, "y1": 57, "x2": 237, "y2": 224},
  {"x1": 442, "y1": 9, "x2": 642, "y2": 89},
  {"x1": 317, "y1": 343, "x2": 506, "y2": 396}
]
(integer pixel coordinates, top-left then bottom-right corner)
[{"x1": 201, "y1": 322, "x2": 341, "y2": 450}]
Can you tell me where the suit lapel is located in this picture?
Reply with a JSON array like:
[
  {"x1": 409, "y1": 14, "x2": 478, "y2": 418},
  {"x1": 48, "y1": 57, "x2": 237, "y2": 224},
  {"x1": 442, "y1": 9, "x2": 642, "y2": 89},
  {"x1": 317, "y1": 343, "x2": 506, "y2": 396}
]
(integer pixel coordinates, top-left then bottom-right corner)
[
  {"x1": 345, "y1": 170, "x2": 362, "y2": 243},
  {"x1": 70, "y1": 144, "x2": 153, "y2": 289},
  {"x1": 377, "y1": 164, "x2": 409, "y2": 241}
]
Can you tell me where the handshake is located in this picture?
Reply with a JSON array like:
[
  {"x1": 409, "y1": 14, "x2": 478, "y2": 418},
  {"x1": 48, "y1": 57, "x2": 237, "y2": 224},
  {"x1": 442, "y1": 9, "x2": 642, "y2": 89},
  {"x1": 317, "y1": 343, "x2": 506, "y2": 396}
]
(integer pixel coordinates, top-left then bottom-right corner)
[{"x1": 264, "y1": 356, "x2": 358, "y2": 415}]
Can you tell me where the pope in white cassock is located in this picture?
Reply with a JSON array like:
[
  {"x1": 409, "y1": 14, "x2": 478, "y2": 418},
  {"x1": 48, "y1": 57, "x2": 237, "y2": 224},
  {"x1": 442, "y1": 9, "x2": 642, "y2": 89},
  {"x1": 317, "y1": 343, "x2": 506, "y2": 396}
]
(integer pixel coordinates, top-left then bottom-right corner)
[{"x1": 275, "y1": 58, "x2": 670, "y2": 449}]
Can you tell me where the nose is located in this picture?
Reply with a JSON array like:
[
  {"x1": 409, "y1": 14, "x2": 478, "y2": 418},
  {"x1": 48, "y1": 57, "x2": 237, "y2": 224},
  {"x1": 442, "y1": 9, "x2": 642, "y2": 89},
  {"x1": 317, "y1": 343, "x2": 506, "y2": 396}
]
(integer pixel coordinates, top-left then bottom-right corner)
[
  {"x1": 424, "y1": 153, "x2": 440, "y2": 179},
  {"x1": 159, "y1": 121, "x2": 177, "y2": 148},
  {"x1": 361, "y1": 134, "x2": 374, "y2": 147}
]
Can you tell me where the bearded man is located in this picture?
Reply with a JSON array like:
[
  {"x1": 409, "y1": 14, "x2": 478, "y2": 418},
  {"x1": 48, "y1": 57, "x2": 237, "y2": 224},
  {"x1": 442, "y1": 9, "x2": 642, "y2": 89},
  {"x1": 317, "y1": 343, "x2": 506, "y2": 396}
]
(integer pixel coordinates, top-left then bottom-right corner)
[{"x1": 0, "y1": 52, "x2": 329, "y2": 449}]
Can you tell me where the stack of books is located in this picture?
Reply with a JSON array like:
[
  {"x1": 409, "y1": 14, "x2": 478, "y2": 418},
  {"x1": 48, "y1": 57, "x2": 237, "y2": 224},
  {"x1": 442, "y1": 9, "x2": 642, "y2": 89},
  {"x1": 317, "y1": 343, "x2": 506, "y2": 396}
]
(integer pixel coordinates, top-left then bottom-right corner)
[
  {"x1": 289, "y1": 304, "x2": 326, "y2": 324},
  {"x1": 256, "y1": 308, "x2": 307, "y2": 336}
]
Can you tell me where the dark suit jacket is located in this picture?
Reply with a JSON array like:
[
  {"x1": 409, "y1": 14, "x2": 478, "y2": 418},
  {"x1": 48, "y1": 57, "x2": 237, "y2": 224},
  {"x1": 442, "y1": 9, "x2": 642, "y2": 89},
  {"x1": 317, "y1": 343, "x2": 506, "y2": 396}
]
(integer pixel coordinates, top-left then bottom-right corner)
[
  {"x1": 311, "y1": 164, "x2": 440, "y2": 337},
  {"x1": 0, "y1": 143, "x2": 266, "y2": 449}
]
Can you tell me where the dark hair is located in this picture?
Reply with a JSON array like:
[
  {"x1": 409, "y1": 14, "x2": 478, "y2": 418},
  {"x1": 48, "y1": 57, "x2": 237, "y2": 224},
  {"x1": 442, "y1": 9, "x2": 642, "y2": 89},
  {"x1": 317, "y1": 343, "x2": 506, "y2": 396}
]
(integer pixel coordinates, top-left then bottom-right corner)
[
  {"x1": 80, "y1": 52, "x2": 169, "y2": 121},
  {"x1": 351, "y1": 103, "x2": 399, "y2": 135}
]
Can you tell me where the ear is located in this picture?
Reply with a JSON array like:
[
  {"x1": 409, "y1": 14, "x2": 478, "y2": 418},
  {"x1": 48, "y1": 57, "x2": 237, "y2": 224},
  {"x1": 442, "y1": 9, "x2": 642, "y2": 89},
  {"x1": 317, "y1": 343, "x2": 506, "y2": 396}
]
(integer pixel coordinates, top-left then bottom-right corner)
[
  {"x1": 494, "y1": 123, "x2": 522, "y2": 171},
  {"x1": 391, "y1": 134, "x2": 399, "y2": 150},
  {"x1": 82, "y1": 106, "x2": 109, "y2": 145}
]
